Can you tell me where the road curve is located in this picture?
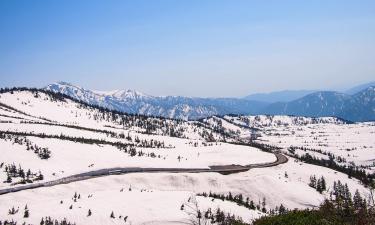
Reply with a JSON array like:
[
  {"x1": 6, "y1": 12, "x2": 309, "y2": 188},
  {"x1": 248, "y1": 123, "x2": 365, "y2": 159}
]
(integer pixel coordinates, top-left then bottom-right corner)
[{"x1": 0, "y1": 153, "x2": 288, "y2": 196}]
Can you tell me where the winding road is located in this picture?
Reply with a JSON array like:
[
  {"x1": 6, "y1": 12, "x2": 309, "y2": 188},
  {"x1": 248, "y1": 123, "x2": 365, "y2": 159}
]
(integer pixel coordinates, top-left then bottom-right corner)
[{"x1": 0, "y1": 153, "x2": 288, "y2": 196}]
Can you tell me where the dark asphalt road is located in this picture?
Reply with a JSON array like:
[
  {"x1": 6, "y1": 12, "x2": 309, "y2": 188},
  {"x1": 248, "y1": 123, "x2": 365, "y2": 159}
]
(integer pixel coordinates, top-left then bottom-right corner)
[{"x1": 0, "y1": 153, "x2": 288, "y2": 196}]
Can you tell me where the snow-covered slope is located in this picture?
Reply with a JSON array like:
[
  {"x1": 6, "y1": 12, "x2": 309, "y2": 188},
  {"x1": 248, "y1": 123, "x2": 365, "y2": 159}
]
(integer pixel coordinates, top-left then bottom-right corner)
[
  {"x1": 217, "y1": 114, "x2": 375, "y2": 173},
  {"x1": 45, "y1": 82, "x2": 266, "y2": 120},
  {"x1": 0, "y1": 88, "x2": 372, "y2": 225}
]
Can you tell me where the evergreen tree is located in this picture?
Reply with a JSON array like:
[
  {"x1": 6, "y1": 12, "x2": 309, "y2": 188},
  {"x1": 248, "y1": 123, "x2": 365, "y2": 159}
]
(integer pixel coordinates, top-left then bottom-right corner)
[
  {"x1": 23, "y1": 205, "x2": 29, "y2": 218},
  {"x1": 309, "y1": 175, "x2": 317, "y2": 188},
  {"x1": 353, "y1": 189, "x2": 363, "y2": 211},
  {"x1": 6, "y1": 173, "x2": 12, "y2": 183}
]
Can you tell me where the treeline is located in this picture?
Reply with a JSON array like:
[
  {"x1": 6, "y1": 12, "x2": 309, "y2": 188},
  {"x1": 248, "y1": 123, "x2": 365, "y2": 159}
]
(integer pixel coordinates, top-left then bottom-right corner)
[
  {"x1": 292, "y1": 152, "x2": 374, "y2": 186},
  {"x1": 288, "y1": 146, "x2": 347, "y2": 163},
  {"x1": 228, "y1": 141, "x2": 281, "y2": 153},
  {"x1": 40, "y1": 217, "x2": 75, "y2": 225},
  {"x1": 0, "y1": 101, "x2": 52, "y2": 123},
  {"x1": 0, "y1": 217, "x2": 75, "y2": 225},
  {"x1": 198, "y1": 192, "x2": 288, "y2": 215},
  {"x1": 0, "y1": 131, "x2": 169, "y2": 162},
  {"x1": 21, "y1": 121, "x2": 118, "y2": 137},
  {"x1": 199, "y1": 192, "x2": 259, "y2": 212}
]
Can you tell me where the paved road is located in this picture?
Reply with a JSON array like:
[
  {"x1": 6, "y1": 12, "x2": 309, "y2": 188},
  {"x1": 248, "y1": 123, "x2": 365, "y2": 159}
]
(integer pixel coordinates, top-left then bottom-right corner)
[{"x1": 0, "y1": 153, "x2": 288, "y2": 196}]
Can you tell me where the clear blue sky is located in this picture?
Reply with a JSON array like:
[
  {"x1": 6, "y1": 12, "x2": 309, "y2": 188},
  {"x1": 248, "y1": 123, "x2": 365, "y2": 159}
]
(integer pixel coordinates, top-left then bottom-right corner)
[{"x1": 1, "y1": 0, "x2": 374, "y2": 97}]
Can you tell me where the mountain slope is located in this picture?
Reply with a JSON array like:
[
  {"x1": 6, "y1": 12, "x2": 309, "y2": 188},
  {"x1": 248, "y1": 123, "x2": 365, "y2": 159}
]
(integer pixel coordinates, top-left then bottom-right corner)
[
  {"x1": 262, "y1": 87, "x2": 375, "y2": 122},
  {"x1": 45, "y1": 82, "x2": 267, "y2": 120},
  {"x1": 244, "y1": 90, "x2": 316, "y2": 103},
  {"x1": 345, "y1": 81, "x2": 375, "y2": 95}
]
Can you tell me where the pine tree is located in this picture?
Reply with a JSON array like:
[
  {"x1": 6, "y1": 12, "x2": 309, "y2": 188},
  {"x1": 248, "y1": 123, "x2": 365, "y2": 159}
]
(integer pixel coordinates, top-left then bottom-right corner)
[
  {"x1": 320, "y1": 176, "x2": 326, "y2": 192},
  {"x1": 353, "y1": 189, "x2": 363, "y2": 211},
  {"x1": 110, "y1": 211, "x2": 115, "y2": 218},
  {"x1": 87, "y1": 209, "x2": 92, "y2": 217},
  {"x1": 309, "y1": 175, "x2": 317, "y2": 188},
  {"x1": 6, "y1": 173, "x2": 12, "y2": 183},
  {"x1": 23, "y1": 205, "x2": 29, "y2": 218},
  {"x1": 316, "y1": 178, "x2": 323, "y2": 193},
  {"x1": 262, "y1": 197, "x2": 267, "y2": 213},
  {"x1": 279, "y1": 204, "x2": 287, "y2": 214}
]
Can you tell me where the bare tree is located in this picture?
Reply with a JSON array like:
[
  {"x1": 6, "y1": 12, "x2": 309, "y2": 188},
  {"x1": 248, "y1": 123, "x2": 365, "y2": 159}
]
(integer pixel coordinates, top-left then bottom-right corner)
[{"x1": 182, "y1": 195, "x2": 211, "y2": 225}]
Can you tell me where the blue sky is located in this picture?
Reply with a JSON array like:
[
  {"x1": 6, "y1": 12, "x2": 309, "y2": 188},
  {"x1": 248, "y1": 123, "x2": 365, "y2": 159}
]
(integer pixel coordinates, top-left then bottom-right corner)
[{"x1": 1, "y1": 0, "x2": 374, "y2": 97}]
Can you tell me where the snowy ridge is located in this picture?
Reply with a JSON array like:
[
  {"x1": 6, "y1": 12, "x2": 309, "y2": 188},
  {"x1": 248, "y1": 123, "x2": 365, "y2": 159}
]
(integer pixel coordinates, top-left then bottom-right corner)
[
  {"x1": 45, "y1": 82, "x2": 266, "y2": 120},
  {"x1": 45, "y1": 82, "x2": 375, "y2": 122}
]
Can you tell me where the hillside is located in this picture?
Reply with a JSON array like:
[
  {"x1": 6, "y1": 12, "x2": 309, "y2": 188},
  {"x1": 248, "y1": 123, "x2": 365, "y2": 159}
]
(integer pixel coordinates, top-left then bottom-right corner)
[{"x1": 0, "y1": 88, "x2": 372, "y2": 224}]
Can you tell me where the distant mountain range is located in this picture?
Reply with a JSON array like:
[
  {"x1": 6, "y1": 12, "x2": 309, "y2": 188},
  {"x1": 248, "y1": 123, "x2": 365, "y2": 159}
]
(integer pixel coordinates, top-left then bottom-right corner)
[
  {"x1": 244, "y1": 90, "x2": 317, "y2": 103},
  {"x1": 45, "y1": 82, "x2": 267, "y2": 120},
  {"x1": 45, "y1": 81, "x2": 375, "y2": 122},
  {"x1": 262, "y1": 87, "x2": 375, "y2": 122}
]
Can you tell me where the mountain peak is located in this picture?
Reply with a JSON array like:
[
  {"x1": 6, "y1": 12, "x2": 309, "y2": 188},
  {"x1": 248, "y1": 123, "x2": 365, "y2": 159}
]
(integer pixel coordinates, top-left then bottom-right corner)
[{"x1": 111, "y1": 89, "x2": 150, "y2": 99}]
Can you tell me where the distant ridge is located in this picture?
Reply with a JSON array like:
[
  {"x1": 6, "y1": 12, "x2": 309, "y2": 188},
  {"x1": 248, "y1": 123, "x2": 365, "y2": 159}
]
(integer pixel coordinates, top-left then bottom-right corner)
[
  {"x1": 244, "y1": 90, "x2": 316, "y2": 103},
  {"x1": 45, "y1": 82, "x2": 267, "y2": 120},
  {"x1": 262, "y1": 87, "x2": 375, "y2": 122},
  {"x1": 45, "y1": 81, "x2": 375, "y2": 122}
]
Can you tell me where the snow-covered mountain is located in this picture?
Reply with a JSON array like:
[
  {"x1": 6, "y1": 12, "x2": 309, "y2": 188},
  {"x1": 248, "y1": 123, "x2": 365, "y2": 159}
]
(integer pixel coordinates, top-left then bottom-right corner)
[
  {"x1": 45, "y1": 82, "x2": 375, "y2": 122},
  {"x1": 45, "y1": 82, "x2": 267, "y2": 120},
  {"x1": 262, "y1": 87, "x2": 375, "y2": 122}
]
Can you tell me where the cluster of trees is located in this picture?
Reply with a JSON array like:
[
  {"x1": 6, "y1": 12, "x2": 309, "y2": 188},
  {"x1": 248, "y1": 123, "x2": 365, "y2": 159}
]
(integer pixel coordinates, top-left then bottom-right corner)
[
  {"x1": 200, "y1": 207, "x2": 246, "y2": 225},
  {"x1": 253, "y1": 184, "x2": 374, "y2": 225},
  {"x1": 0, "y1": 220, "x2": 17, "y2": 225},
  {"x1": 20, "y1": 122, "x2": 172, "y2": 149},
  {"x1": 40, "y1": 217, "x2": 75, "y2": 225},
  {"x1": 199, "y1": 192, "x2": 258, "y2": 212},
  {"x1": 309, "y1": 175, "x2": 327, "y2": 193},
  {"x1": 198, "y1": 192, "x2": 288, "y2": 216},
  {"x1": 182, "y1": 195, "x2": 248, "y2": 225},
  {"x1": 330, "y1": 180, "x2": 369, "y2": 218},
  {"x1": 3, "y1": 163, "x2": 43, "y2": 184},
  {"x1": 132, "y1": 135, "x2": 167, "y2": 148},
  {"x1": 292, "y1": 152, "x2": 374, "y2": 186},
  {"x1": 21, "y1": 121, "x2": 118, "y2": 137},
  {"x1": 72, "y1": 192, "x2": 81, "y2": 202},
  {"x1": 288, "y1": 146, "x2": 347, "y2": 163},
  {"x1": 0, "y1": 133, "x2": 51, "y2": 160},
  {"x1": 109, "y1": 211, "x2": 128, "y2": 222},
  {"x1": 8, "y1": 205, "x2": 29, "y2": 218}
]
